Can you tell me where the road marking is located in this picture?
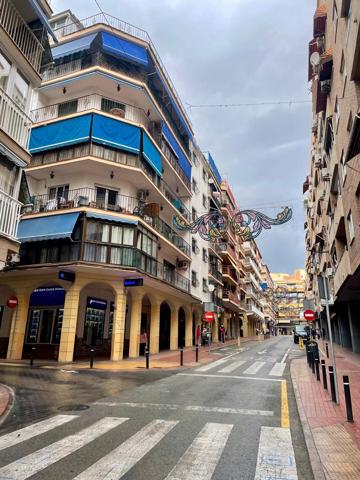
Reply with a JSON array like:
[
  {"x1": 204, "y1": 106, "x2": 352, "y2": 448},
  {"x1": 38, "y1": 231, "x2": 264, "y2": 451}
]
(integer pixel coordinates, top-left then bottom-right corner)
[
  {"x1": 281, "y1": 347, "x2": 291, "y2": 364},
  {"x1": 281, "y1": 380, "x2": 290, "y2": 428},
  {"x1": 218, "y1": 360, "x2": 246, "y2": 373},
  {"x1": 0, "y1": 415, "x2": 78, "y2": 451},
  {"x1": 269, "y1": 362, "x2": 286, "y2": 377},
  {"x1": 74, "y1": 419, "x2": 177, "y2": 480},
  {"x1": 0, "y1": 417, "x2": 128, "y2": 480},
  {"x1": 194, "y1": 351, "x2": 240, "y2": 372},
  {"x1": 164, "y1": 423, "x2": 233, "y2": 480},
  {"x1": 254, "y1": 426, "x2": 298, "y2": 480},
  {"x1": 257, "y1": 350, "x2": 267, "y2": 355},
  {"x1": 177, "y1": 373, "x2": 283, "y2": 383},
  {"x1": 93, "y1": 401, "x2": 273, "y2": 417},
  {"x1": 243, "y1": 361, "x2": 266, "y2": 375}
]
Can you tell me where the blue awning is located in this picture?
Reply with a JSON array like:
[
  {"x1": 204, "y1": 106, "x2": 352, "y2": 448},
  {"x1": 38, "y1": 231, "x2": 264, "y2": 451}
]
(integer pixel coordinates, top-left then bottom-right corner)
[
  {"x1": 18, "y1": 213, "x2": 80, "y2": 243},
  {"x1": 87, "y1": 212, "x2": 138, "y2": 225},
  {"x1": 162, "y1": 122, "x2": 191, "y2": 180},
  {"x1": 91, "y1": 113, "x2": 141, "y2": 153},
  {"x1": 28, "y1": 0, "x2": 58, "y2": 43},
  {"x1": 101, "y1": 32, "x2": 148, "y2": 66},
  {"x1": 52, "y1": 33, "x2": 97, "y2": 60},
  {"x1": 142, "y1": 131, "x2": 162, "y2": 177},
  {"x1": 29, "y1": 114, "x2": 92, "y2": 153}
]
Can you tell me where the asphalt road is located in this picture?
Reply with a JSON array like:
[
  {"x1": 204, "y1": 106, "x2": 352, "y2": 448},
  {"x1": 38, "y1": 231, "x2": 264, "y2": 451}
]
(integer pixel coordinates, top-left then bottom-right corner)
[{"x1": 0, "y1": 336, "x2": 314, "y2": 479}]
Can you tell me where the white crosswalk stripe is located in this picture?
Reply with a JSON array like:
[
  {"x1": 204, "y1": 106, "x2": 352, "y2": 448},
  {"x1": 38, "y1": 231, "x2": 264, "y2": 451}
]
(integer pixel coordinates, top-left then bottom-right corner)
[
  {"x1": 218, "y1": 360, "x2": 246, "y2": 373},
  {"x1": 0, "y1": 414, "x2": 78, "y2": 451},
  {"x1": 0, "y1": 417, "x2": 128, "y2": 480},
  {"x1": 164, "y1": 423, "x2": 233, "y2": 480},
  {"x1": 194, "y1": 356, "x2": 232, "y2": 372},
  {"x1": 243, "y1": 361, "x2": 266, "y2": 375},
  {"x1": 269, "y1": 362, "x2": 286, "y2": 377},
  {"x1": 74, "y1": 419, "x2": 178, "y2": 479}
]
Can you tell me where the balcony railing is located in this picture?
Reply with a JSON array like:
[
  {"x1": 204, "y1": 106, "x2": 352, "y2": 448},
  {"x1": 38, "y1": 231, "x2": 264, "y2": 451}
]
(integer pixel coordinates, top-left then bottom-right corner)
[
  {"x1": 223, "y1": 289, "x2": 240, "y2": 306},
  {"x1": 24, "y1": 187, "x2": 190, "y2": 256},
  {"x1": 246, "y1": 304, "x2": 265, "y2": 319},
  {"x1": 28, "y1": 142, "x2": 190, "y2": 221},
  {"x1": 0, "y1": 188, "x2": 22, "y2": 240},
  {"x1": 0, "y1": 88, "x2": 31, "y2": 149},
  {"x1": 222, "y1": 265, "x2": 238, "y2": 283},
  {"x1": 209, "y1": 264, "x2": 222, "y2": 283},
  {"x1": 0, "y1": 0, "x2": 44, "y2": 73},
  {"x1": 216, "y1": 242, "x2": 238, "y2": 264}
]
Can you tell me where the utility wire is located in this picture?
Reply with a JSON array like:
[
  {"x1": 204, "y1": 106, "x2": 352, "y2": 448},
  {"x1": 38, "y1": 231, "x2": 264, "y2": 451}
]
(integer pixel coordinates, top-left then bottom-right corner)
[{"x1": 185, "y1": 100, "x2": 311, "y2": 109}]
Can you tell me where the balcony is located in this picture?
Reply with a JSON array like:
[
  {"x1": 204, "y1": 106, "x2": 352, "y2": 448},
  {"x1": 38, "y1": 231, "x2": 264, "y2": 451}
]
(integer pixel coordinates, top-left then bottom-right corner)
[
  {"x1": 215, "y1": 242, "x2": 238, "y2": 265},
  {"x1": 222, "y1": 265, "x2": 238, "y2": 284},
  {"x1": 243, "y1": 257, "x2": 262, "y2": 281},
  {"x1": 245, "y1": 273, "x2": 262, "y2": 292},
  {"x1": 0, "y1": 88, "x2": 31, "y2": 150},
  {"x1": 28, "y1": 142, "x2": 190, "y2": 221},
  {"x1": 0, "y1": 0, "x2": 44, "y2": 73},
  {"x1": 23, "y1": 187, "x2": 190, "y2": 257},
  {"x1": 208, "y1": 264, "x2": 222, "y2": 284},
  {"x1": 246, "y1": 304, "x2": 265, "y2": 320},
  {"x1": 223, "y1": 288, "x2": 241, "y2": 307},
  {"x1": 0, "y1": 188, "x2": 22, "y2": 240}
]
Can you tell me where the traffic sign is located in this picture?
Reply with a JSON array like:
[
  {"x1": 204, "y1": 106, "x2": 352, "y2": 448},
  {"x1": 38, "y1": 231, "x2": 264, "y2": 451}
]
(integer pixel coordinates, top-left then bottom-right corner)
[
  {"x1": 304, "y1": 309, "x2": 316, "y2": 322},
  {"x1": 203, "y1": 311, "x2": 215, "y2": 322},
  {"x1": 7, "y1": 296, "x2": 18, "y2": 309}
]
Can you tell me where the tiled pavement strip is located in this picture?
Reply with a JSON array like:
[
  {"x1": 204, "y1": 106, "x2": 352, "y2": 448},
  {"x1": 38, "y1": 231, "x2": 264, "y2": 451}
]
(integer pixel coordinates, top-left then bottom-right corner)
[{"x1": 291, "y1": 342, "x2": 360, "y2": 480}]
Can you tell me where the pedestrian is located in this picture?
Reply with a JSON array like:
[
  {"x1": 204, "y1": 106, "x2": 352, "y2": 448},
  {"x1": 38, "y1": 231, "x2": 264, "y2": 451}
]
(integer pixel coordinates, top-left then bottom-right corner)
[
  {"x1": 220, "y1": 324, "x2": 225, "y2": 344},
  {"x1": 140, "y1": 329, "x2": 148, "y2": 356},
  {"x1": 196, "y1": 324, "x2": 201, "y2": 346},
  {"x1": 201, "y1": 327, "x2": 208, "y2": 346}
]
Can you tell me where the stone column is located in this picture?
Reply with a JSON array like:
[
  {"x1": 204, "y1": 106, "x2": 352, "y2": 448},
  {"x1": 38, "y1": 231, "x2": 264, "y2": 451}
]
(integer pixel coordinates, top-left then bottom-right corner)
[
  {"x1": 7, "y1": 287, "x2": 31, "y2": 360},
  {"x1": 170, "y1": 306, "x2": 178, "y2": 350},
  {"x1": 58, "y1": 282, "x2": 82, "y2": 362},
  {"x1": 129, "y1": 293, "x2": 142, "y2": 358},
  {"x1": 149, "y1": 301, "x2": 161, "y2": 354},
  {"x1": 185, "y1": 308, "x2": 192, "y2": 347},
  {"x1": 111, "y1": 286, "x2": 126, "y2": 361}
]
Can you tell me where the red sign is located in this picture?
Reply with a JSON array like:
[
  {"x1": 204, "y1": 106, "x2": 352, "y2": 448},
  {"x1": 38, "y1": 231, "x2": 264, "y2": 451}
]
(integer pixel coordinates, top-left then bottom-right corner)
[
  {"x1": 203, "y1": 312, "x2": 215, "y2": 322},
  {"x1": 304, "y1": 309, "x2": 315, "y2": 322},
  {"x1": 7, "y1": 296, "x2": 18, "y2": 309}
]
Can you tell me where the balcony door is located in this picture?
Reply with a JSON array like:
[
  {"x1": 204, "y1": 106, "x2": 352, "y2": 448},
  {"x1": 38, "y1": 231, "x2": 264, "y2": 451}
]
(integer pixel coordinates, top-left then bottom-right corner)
[{"x1": 95, "y1": 186, "x2": 118, "y2": 210}]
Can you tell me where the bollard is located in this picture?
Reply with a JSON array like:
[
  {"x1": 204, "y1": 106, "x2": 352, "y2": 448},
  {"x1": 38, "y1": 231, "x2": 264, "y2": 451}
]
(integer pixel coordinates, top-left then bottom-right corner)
[
  {"x1": 343, "y1": 375, "x2": 354, "y2": 423},
  {"x1": 180, "y1": 347, "x2": 184, "y2": 366},
  {"x1": 145, "y1": 346, "x2": 149, "y2": 369},
  {"x1": 89, "y1": 348, "x2": 94, "y2": 369},
  {"x1": 315, "y1": 356, "x2": 320, "y2": 381},
  {"x1": 195, "y1": 344, "x2": 199, "y2": 363},
  {"x1": 311, "y1": 352, "x2": 315, "y2": 374},
  {"x1": 326, "y1": 343, "x2": 329, "y2": 358},
  {"x1": 30, "y1": 346, "x2": 36, "y2": 367},
  {"x1": 329, "y1": 366, "x2": 336, "y2": 402},
  {"x1": 321, "y1": 360, "x2": 327, "y2": 390},
  {"x1": 306, "y1": 345, "x2": 311, "y2": 366}
]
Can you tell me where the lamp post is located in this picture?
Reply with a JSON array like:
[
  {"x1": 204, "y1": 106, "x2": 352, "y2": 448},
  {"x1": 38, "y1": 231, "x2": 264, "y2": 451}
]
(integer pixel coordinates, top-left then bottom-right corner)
[{"x1": 208, "y1": 284, "x2": 216, "y2": 351}]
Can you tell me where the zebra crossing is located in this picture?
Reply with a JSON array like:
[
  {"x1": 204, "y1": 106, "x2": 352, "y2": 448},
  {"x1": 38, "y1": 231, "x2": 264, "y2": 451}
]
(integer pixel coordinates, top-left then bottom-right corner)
[
  {"x1": 0, "y1": 414, "x2": 298, "y2": 479},
  {"x1": 194, "y1": 356, "x2": 287, "y2": 377}
]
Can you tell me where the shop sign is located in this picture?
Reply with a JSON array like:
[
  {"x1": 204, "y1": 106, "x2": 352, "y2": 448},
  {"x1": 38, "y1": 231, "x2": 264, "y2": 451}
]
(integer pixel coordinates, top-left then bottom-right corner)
[
  {"x1": 124, "y1": 278, "x2": 144, "y2": 287},
  {"x1": 30, "y1": 286, "x2": 66, "y2": 307},
  {"x1": 87, "y1": 297, "x2": 107, "y2": 310}
]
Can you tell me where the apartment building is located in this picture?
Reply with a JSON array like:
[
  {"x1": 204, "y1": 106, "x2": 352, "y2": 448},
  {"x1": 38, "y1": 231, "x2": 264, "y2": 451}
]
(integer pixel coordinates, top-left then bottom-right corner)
[
  {"x1": 304, "y1": 0, "x2": 360, "y2": 353},
  {"x1": 271, "y1": 270, "x2": 305, "y2": 334},
  {"x1": 261, "y1": 264, "x2": 277, "y2": 334},
  {"x1": 0, "y1": 0, "x2": 54, "y2": 356}
]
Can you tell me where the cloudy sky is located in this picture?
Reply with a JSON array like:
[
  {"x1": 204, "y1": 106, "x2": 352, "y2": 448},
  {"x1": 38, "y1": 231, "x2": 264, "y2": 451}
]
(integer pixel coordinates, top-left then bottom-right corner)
[{"x1": 52, "y1": 0, "x2": 314, "y2": 274}]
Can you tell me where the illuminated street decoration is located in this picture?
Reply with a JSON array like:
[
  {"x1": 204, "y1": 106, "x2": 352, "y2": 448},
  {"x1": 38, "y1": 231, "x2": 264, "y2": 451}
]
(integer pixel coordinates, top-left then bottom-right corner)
[{"x1": 173, "y1": 207, "x2": 292, "y2": 241}]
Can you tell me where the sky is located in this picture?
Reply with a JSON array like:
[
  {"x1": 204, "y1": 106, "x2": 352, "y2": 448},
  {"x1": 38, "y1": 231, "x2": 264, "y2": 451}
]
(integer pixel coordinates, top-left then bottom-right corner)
[{"x1": 52, "y1": 0, "x2": 315, "y2": 274}]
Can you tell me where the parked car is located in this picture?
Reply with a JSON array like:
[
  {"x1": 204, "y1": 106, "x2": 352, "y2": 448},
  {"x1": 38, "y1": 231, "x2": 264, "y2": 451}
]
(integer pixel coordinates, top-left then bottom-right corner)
[{"x1": 293, "y1": 324, "x2": 310, "y2": 344}]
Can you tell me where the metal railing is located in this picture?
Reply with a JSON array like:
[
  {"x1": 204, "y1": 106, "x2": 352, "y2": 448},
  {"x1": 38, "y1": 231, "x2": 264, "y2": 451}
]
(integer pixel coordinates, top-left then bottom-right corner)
[
  {"x1": 29, "y1": 142, "x2": 190, "y2": 221},
  {"x1": 222, "y1": 265, "x2": 238, "y2": 282},
  {"x1": 0, "y1": 88, "x2": 31, "y2": 149},
  {"x1": 223, "y1": 288, "x2": 240, "y2": 305},
  {"x1": 0, "y1": 188, "x2": 22, "y2": 240},
  {"x1": 209, "y1": 263, "x2": 222, "y2": 282},
  {"x1": 51, "y1": 12, "x2": 192, "y2": 129},
  {"x1": 0, "y1": 0, "x2": 44, "y2": 73},
  {"x1": 216, "y1": 242, "x2": 238, "y2": 263}
]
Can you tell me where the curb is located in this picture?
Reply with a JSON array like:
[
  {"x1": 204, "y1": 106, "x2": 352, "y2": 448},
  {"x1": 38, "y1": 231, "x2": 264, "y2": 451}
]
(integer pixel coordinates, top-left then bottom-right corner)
[
  {"x1": 0, "y1": 383, "x2": 14, "y2": 426},
  {"x1": 290, "y1": 361, "x2": 327, "y2": 480}
]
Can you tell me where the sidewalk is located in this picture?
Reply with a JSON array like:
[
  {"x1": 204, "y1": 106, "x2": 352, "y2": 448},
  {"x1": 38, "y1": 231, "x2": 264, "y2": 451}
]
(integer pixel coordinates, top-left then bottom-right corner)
[
  {"x1": 291, "y1": 342, "x2": 360, "y2": 479},
  {"x1": 0, "y1": 383, "x2": 12, "y2": 424}
]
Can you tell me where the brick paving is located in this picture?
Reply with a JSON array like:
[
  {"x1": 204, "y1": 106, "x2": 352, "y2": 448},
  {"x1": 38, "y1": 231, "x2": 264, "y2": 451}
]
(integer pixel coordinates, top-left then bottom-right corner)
[{"x1": 291, "y1": 342, "x2": 360, "y2": 479}]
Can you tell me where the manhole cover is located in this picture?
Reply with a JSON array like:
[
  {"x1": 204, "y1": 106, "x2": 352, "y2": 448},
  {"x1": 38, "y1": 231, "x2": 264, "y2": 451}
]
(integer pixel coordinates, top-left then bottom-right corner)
[{"x1": 58, "y1": 404, "x2": 90, "y2": 412}]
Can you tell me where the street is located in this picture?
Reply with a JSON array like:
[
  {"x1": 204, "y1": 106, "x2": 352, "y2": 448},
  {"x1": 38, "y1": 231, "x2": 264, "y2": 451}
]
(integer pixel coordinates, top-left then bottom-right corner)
[{"x1": 0, "y1": 336, "x2": 313, "y2": 479}]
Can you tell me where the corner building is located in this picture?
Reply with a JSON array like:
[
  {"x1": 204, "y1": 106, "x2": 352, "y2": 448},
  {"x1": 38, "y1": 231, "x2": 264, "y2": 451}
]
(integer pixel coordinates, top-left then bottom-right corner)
[{"x1": 0, "y1": 11, "x2": 199, "y2": 361}]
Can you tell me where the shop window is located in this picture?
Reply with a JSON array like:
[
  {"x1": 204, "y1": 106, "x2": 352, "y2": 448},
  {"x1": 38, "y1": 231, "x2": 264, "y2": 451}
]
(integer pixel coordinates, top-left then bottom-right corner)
[
  {"x1": 26, "y1": 308, "x2": 63, "y2": 345},
  {"x1": 83, "y1": 297, "x2": 107, "y2": 346}
]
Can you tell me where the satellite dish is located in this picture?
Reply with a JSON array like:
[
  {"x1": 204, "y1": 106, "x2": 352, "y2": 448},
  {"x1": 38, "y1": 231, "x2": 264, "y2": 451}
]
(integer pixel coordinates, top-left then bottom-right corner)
[{"x1": 310, "y1": 52, "x2": 321, "y2": 67}]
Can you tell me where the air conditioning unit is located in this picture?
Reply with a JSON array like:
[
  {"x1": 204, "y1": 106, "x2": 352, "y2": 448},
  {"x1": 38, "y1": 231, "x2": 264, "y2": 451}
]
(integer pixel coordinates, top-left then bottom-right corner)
[
  {"x1": 320, "y1": 80, "x2": 332, "y2": 94},
  {"x1": 307, "y1": 201, "x2": 314, "y2": 209},
  {"x1": 177, "y1": 260, "x2": 188, "y2": 270},
  {"x1": 137, "y1": 190, "x2": 148, "y2": 202},
  {"x1": 321, "y1": 168, "x2": 330, "y2": 181},
  {"x1": 6, "y1": 252, "x2": 20, "y2": 264}
]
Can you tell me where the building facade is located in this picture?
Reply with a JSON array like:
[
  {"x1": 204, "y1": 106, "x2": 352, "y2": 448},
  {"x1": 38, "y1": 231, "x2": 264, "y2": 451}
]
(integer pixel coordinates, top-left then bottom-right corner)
[{"x1": 304, "y1": 0, "x2": 360, "y2": 353}]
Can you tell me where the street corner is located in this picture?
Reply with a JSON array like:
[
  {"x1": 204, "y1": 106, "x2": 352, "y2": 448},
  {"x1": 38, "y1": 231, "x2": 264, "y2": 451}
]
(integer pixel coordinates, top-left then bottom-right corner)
[{"x1": 0, "y1": 383, "x2": 13, "y2": 424}]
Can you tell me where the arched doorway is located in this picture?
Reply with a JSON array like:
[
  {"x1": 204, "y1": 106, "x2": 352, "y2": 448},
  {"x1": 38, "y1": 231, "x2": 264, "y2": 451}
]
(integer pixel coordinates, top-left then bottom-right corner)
[
  {"x1": 0, "y1": 284, "x2": 16, "y2": 358},
  {"x1": 159, "y1": 302, "x2": 171, "y2": 351},
  {"x1": 178, "y1": 307, "x2": 186, "y2": 348},
  {"x1": 140, "y1": 295, "x2": 151, "y2": 355}
]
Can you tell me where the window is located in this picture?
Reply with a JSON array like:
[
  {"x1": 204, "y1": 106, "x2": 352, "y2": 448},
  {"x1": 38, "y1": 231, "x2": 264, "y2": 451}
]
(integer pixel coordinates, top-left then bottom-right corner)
[
  {"x1": 202, "y1": 194, "x2": 207, "y2": 209},
  {"x1": 192, "y1": 178, "x2": 199, "y2": 194},
  {"x1": 12, "y1": 71, "x2": 29, "y2": 110},
  {"x1": 202, "y1": 247, "x2": 208, "y2": 262},
  {"x1": 86, "y1": 222, "x2": 110, "y2": 243},
  {"x1": 335, "y1": 97, "x2": 340, "y2": 129},
  {"x1": 192, "y1": 207, "x2": 197, "y2": 222},
  {"x1": 347, "y1": 211, "x2": 355, "y2": 241},
  {"x1": 347, "y1": 111, "x2": 353, "y2": 132},
  {"x1": 192, "y1": 237, "x2": 199, "y2": 254},
  {"x1": 0, "y1": 51, "x2": 11, "y2": 91},
  {"x1": 331, "y1": 243, "x2": 338, "y2": 267},
  {"x1": 340, "y1": 150, "x2": 347, "y2": 182},
  {"x1": 202, "y1": 169, "x2": 207, "y2": 182},
  {"x1": 191, "y1": 270, "x2": 198, "y2": 287},
  {"x1": 101, "y1": 98, "x2": 126, "y2": 114},
  {"x1": 0, "y1": 154, "x2": 18, "y2": 196},
  {"x1": 340, "y1": 51, "x2": 345, "y2": 74},
  {"x1": 49, "y1": 184, "x2": 69, "y2": 201},
  {"x1": 333, "y1": 1, "x2": 338, "y2": 41},
  {"x1": 58, "y1": 99, "x2": 78, "y2": 117},
  {"x1": 136, "y1": 225, "x2": 158, "y2": 258},
  {"x1": 110, "y1": 225, "x2": 134, "y2": 245},
  {"x1": 26, "y1": 308, "x2": 63, "y2": 345},
  {"x1": 95, "y1": 186, "x2": 118, "y2": 210},
  {"x1": 202, "y1": 278, "x2": 208, "y2": 293}
]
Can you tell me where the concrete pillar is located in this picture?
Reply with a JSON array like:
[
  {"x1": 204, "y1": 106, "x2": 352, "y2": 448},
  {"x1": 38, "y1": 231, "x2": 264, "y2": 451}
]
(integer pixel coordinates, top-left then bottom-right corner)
[
  {"x1": 348, "y1": 303, "x2": 360, "y2": 353},
  {"x1": 149, "y1": 301, "x2": 161, "y2": 354},
  {"x1": 110, "y1": 287, "x2": 126, "y2": 361},
  {"x1": 129, "y1": 294, "x2": 142, "y2": 358},
  {"x1": 213, "y1": 318, "x2": 219, "y2": 342},
  {"x1": 185, "y1": 308, "x2": 192, "y2": 347},
  {"x1": 7, "y1": 288, "x2": 31, "y2": 360},
  {"x1": 58, "y1": 282, "x2": 82, "y2": 362},
  {"x1": 170, "y1": 306, "x2": 178, "y2": 350}
]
